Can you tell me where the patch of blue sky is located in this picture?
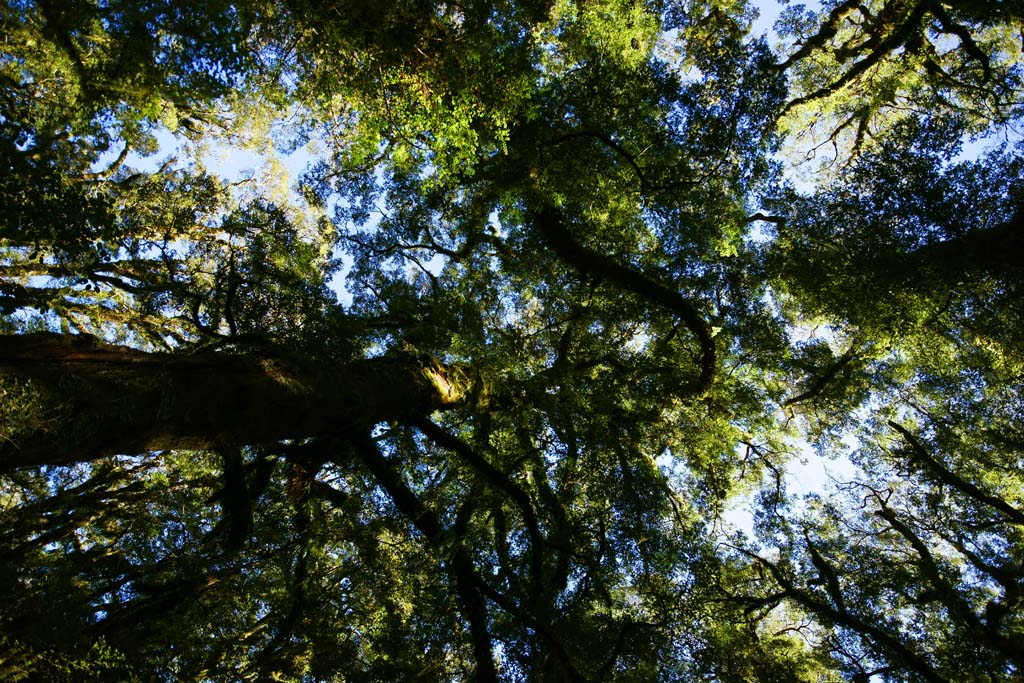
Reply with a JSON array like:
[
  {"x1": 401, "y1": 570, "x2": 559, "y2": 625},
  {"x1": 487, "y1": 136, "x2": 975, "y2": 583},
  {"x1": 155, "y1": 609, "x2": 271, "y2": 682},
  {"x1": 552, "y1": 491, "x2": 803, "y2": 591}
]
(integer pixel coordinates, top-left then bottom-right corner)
[
  {"x1": 104, "y1": 119, "x2": 365, "y2": 308},
  {"x1": 718, "y1": 431, "x2": 861, "y2": 541},
  {"x1": 749, "y1": 0, "x2": 818, "y2": 41}
]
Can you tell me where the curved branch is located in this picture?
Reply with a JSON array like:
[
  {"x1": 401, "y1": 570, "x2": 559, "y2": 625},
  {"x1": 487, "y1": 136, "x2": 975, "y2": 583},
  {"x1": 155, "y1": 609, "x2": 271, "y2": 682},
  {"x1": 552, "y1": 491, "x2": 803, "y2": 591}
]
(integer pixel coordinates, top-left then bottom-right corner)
[
  {"x1": 350, "y1": 434, "x2": 498, "y2": 682},
  {"x1": 414, "y1": 418, "x2": 545, "y2": 595},
  {"x1": 781, "y1": 1, "x2": 931, "y2": 115},
  {"x1": 548, "y1": 130, "x2": 696, "y2": 192},
  {"x1": 534, "y1": 205, "x2": 716, "y2": 396},
  {"x1": 774, "y1": 0, "x2": 863, "y2": 70},
  {"x1": 783, "y1": 344, "x2": 860, "y2": 407},
  {"x1": 76, "y1": 143, "x2": 131, "y2": 182},
  {"x1": 735, "y1": 546, "x2": 950, "y2": 683},
  {"x1": 928, "y1": 2, "x2": 993, "y2": 82},
  {"x1": 746, "y1": 212, "x2": 787, "y2": 228}
]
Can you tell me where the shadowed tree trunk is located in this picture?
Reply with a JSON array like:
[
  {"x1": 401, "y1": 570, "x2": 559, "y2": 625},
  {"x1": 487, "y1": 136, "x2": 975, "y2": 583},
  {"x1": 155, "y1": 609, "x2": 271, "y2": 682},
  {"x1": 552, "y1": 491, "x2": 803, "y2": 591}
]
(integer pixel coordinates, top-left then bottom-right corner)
[
  {"x1": 0, "y1": 333, "x2": 470, "y2": 471},
  {"x1": 912, "y1": 211, "x2": 1024, "y2": 278}
]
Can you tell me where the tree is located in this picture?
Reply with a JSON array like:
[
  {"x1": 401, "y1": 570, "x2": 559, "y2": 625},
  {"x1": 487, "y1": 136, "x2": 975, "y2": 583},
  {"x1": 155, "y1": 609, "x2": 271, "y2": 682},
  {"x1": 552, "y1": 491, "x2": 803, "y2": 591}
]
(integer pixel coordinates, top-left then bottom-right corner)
[
  {"x1": 772, "y1": 0, "x2": 1024, "y2": 168},
  {"x1": 1, "y1": 0, "x2": 1022, "y2": 680}
]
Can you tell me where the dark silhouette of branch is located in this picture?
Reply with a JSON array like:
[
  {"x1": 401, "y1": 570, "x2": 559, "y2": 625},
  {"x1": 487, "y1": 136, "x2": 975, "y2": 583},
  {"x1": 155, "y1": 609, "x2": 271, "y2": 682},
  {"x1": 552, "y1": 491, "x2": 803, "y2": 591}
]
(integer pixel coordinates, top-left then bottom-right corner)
[
  {"x1": 929, "y1": 2, "x2": 993, "y2": 82},
  {"x1": 774, "y1": 0, "x2": 862, "y2": 70},
  {"x1": 910, "y1": 210, "x2": 1024, "y2": 278},
  {"x1": 534, "y1": 205, "x2": 716, "y2": 396},
  {"x1": 351, "y1": 432, "x2": 589, "y2": 682},
  {"x1": 784, "y1": 344, "x2": 860, "y2": 407},
  {"x1": 215, "y1": 446, "x2": 252, "y2": 551},
  {"x1": 414, "y1": 418, "x2": 545, "y2": 594},
  {"x1": 350, "y1": 434, "x2": 498, "y2": 683},
  {"x1": 76, "y1": 143, "x2": 131, "y2": 182},
  {"x1": 888, "y1": 421, "x2": 1024, "y2": 526},
  {"x1": 746, "y1": 212, "x2": 787, "y2": 228},
  {"x1": 548, "y1": 130, "x2": 696, "y2": 192},
  {"x1": 803, "y1": 532, "x2": 847, "y2": 613},
  {"x1": 0, "y1": 333, "x2": 469, "y2": 470},
  {"x1": 870, "y1": 491, "x2": 1024, "y2": 668},
  {"x1": 735, "y1": 546, "x2": 950, "y2": 683},
  {"x1": 780, "y1": 1, "x2": 932, "y2": 115}
]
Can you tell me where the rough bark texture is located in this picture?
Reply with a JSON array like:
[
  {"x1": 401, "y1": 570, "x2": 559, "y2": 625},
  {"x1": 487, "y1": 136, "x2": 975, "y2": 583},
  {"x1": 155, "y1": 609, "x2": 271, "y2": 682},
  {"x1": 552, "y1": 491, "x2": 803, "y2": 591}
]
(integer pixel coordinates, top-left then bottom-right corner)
[{"x1": 0, "y1": 333, "x2": 469, "y2": 471}]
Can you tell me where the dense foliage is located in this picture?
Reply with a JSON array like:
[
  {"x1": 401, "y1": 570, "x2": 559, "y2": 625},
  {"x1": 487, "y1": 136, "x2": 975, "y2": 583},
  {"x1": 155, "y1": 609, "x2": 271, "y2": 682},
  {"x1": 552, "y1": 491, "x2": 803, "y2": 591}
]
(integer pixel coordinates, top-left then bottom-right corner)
[{"x1": 2, "y1": 0, "x2": 1022, "y2": 680}]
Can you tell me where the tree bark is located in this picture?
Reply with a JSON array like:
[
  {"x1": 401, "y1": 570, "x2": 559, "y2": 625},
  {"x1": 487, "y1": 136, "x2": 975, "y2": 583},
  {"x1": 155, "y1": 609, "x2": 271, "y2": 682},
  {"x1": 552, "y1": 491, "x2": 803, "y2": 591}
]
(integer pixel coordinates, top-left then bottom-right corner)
[
  {"x1": 912, "y1": 211, "x2": 1024, "y2": 278},
  {"x1": 0, "y1": 333, "x2": 469, "y2": 471}
]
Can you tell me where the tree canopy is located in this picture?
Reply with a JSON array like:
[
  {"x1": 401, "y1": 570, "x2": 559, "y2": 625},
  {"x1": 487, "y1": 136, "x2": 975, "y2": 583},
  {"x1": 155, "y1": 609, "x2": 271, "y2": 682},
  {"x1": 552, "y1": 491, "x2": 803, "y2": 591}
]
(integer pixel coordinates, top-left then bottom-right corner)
[{"x1": 1, "y1": 0, "x2": 1023, "y2": 680}]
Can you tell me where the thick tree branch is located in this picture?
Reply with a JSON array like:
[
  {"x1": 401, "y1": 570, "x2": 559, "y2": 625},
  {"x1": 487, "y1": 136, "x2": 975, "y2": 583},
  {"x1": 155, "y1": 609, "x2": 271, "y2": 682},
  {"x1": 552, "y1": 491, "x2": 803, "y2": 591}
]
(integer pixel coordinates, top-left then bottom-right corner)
[
  {"x1": 784, "y1": 344, "x2": 860, "y2": 406},
  {"x1": 0, "y1": 333, "x2": 469, "y2": 471},
  {"x1": 548, "y1": 130, "x2": 696, "y2": 192},
  {"x1": 909, "y1": 211, "x2": 1024, "y2": 278},
  {"x1": 76, "y1": 143, "x2": 131, "y2": 182},
  {"x1": 349, "y1": 434, "x2": 498, "y2": 682},
  {"x1": 774, "y1": 0, "x2": 863, "y2": 70},
  {"x1": 215, "y1": 446, "x2": 252, "y2": 551},
  {"x1": 803, "y1": 532, "x2": 847, "y2": 613},
  {"x1": 928, "y1": 2, "x2": 993, "y2": 82},
  {"x1": 872, "y1": 495, "x2": 1024, "y2": 667},
  {"x1": 737, "y1": 547, "x2": 950, "y2": 683},
  {"x1": 746, "y1": 212, "x2": 787, "y2": 228},
  {"x1": 780, "y1": 1, "x2": 932, "y2": 114},
  {"x1": 414, "y1": 418, "x2": 545, "y2": 594}
]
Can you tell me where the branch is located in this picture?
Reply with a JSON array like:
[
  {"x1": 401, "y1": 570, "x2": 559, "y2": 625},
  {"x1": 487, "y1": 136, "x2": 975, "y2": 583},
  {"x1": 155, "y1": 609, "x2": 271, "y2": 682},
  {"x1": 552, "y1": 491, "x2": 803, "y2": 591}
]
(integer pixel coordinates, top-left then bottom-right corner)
[
  {"x1": 746, "y1": 212, "x2": 787, "y2": 229},
  {"x1": 735, "y1": 546, "x2": 950, "y2": 683},
  {"x1": 908, "y1": 210, "x2": 1024, "y2": 278},
  {"x1": 888, "y1": 421, "x2": 1024, "y2": 526},
  {"x1": 414, "y1": 418, "x2": 545, "y2": 595},
  {"x1": 36, "y1": 0, "x2": 92, "y2": 89},
  {"x1": 534, "y1": 205, "x2": 716, "y2": 396},
  {"x1": 784, "y1": 344, "x2": 860, "y2": 407},
  {"x1": 803, "y1": 532, "x2": 847, "y2": 613},
  {"x1": 873, "y1": 494, "x2": 1024, "y2": 667},
  {"x1": 76, "y1": 143, "x2": 131, "y2": 182},
  {"x1": 774, "y1": 0, "x2": 863, "y2": 70},
  {"x1": 350, "y1": 434, "x2": 498, "y2": 682},
  {"x1": 0, "y1": 333, "x2": 469, "y2": 470},
  {"x1": 780, "y1": 1, "x2": 931, "y2": 115},
  {"x1": 928, "y1": 2, "x2": 993, "y2": 82},
  {"x1": 215, "y1": 446, "x2": 252, "y2": 551},
  {"x1": 548, "y1": 130, "x2": 696, "y2": 192}
]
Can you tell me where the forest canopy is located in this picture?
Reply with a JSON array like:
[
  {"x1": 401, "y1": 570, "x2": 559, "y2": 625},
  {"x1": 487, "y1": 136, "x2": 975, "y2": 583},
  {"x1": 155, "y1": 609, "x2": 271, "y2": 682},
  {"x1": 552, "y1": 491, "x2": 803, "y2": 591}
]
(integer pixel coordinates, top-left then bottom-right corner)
[{"x1": 1, "y1": 0, "x2": 1023, "y2": 680}]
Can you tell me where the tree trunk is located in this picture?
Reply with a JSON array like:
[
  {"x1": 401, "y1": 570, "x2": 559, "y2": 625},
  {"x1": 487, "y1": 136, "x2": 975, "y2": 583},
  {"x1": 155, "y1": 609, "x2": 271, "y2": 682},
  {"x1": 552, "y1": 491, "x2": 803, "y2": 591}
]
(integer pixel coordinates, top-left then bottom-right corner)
[
  {"x1": 912, "y1": 211, "x2": 1024, "y2": 278},
  {"x1": 0, "y1": 333, "x2": 469, "y2": 471}
]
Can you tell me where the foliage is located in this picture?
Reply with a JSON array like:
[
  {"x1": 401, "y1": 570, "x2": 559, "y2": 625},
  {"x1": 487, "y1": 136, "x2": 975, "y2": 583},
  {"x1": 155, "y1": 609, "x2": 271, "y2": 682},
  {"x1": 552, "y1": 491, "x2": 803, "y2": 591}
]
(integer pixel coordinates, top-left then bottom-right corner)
[
  {"x1": 1, "y1": 0, "x2": 1022, "y2": 681},
  {"x1": 772, "y1": 0, "x2": 1024, "y2": 172}
]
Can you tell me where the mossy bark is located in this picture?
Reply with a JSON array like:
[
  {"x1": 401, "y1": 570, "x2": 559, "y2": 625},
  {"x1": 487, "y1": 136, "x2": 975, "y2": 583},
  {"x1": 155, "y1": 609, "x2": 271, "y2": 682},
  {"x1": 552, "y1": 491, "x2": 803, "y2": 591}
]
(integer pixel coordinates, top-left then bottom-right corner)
[{"x1": 0, "y1": 333, "x2": 469, "y2": 471}]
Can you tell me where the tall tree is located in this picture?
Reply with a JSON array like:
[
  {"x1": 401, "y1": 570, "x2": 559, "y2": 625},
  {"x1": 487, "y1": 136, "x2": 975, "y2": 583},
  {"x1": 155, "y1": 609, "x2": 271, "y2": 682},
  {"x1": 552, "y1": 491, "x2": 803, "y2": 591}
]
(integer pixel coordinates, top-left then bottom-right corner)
[{"x1": 2, "y1": 0, "x2": 1022, "y2": 680}]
